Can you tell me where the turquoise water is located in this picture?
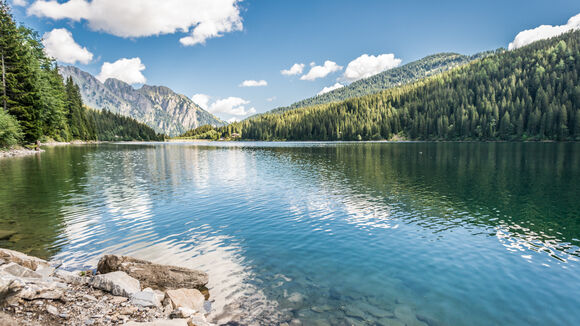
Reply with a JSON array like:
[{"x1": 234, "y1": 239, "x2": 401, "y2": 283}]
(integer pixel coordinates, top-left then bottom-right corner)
[{"x1": 1, "y1": 142, "x2": 580, "y2": 325}]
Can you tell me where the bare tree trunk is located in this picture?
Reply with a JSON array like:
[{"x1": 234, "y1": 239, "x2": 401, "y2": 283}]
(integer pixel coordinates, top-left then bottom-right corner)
[{"x1": 1, "y1": 52, "x2": 6, "y2": 112}]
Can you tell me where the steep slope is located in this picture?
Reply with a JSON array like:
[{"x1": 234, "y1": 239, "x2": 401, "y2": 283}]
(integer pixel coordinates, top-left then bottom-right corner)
[
  {"x1": 269, "y1": 52, "x2": 489, "y2": 115},
  {"x1": 59, "y1": 66, "x2": 224, "y2": 136},
  {"x1": 195, "y1": 31, "x2": 580, "y2": 141}
]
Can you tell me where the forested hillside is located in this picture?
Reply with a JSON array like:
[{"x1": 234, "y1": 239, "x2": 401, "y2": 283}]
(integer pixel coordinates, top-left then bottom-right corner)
[
  {"x1": 0, "y1": 2, "x2": 162, "y2": 147},
  {"x1": 267, "y1": 52, "x2": 489, "y2": 115},
  {"x1": 184, "y1": 30, "x2": 580, "y2": 141}
]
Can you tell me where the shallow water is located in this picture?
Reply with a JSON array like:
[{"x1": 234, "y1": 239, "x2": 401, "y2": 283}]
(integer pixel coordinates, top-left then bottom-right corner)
[{"x1": 1, "y1": 142, "x2": 579, "y2": 325}]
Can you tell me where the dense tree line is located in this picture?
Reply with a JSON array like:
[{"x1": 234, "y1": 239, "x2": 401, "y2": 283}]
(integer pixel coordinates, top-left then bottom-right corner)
[
  {"x1": 267, "y1": 53, "x2": 490, "y2": 116},
  {"x1": 0, "y1": 2, "x2": 162, "y2": 147},
  {"x1": 183, "y1": 30, "x2": 580, "y2": 141}
]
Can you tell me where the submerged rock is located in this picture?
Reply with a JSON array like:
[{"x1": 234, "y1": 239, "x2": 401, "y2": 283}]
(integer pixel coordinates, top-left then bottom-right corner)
[
  {"x1": 97, "y1": 255, "x2": 209, "y2": 291},
  {"x1": 394, "y1": 305, "x2": 427, "y2": 326},
  {"x1": 89, "y1": 271, "x2": 140, "y2": 297}
]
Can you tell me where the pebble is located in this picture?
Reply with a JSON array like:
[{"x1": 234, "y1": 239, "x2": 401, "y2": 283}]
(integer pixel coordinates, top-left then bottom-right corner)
[
  {"x1": 46, "y1": 305, "x2": 58, "y2": 316},
  {"x1": 83, "y1": 294, "x2": 98, "y2": 301}
]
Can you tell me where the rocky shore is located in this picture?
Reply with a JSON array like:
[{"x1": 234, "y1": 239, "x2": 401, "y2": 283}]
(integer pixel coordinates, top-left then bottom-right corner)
[
  {"x1": 0, "y1": 248, "x2": 214, "y2": 326},
  {"x1": 0, "y1": 148, "x2": 44, "y2": 159}
]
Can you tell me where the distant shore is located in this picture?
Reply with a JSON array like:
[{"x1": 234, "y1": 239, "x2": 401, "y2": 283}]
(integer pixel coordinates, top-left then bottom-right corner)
[
  {"x1": 0, "y1": 147, "x2": 44, "y2": 159},
  {"x1": 0, "y1": 141, "x2": 105, "y2": 159}
]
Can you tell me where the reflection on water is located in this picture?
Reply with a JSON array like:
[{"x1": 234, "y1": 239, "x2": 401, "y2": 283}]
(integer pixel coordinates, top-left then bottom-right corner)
[{"x1": 1, "y1": 142, "x2": 580, "y2": 325}]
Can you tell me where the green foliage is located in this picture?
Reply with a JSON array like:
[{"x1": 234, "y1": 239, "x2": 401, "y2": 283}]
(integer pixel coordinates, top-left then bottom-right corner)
[
  {"x1": 179, "y1": 124, "x2": 222, "y2": 140},
  {"x1": 266, "y1": 52, "x2": 492, "y2": 116},
  {"x1": 0, "y1": 109, "x2": 21, "y2": 147},
  {"x1": 87, "y1": 109, "x2": 164, "y2": 141},
  {"x1": 0, "y1": 2, "x2": 164, "y2": 146},
  {"x1": 186, "y1": 31, "x2": 580, "y2": 142}
]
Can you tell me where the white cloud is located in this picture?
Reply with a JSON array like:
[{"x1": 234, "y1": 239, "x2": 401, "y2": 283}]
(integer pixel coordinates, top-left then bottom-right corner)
[
  {"x1": 96, "y1": 57, "x2": 146, "y2": 84},
  {"x1": 192, "y1": 93, "x2": 211, "y2": 110},
  {"x1": 281, "y1": 63, "x2": 305, "y2": 76},
  {"x1": 13, "y1": 0, "x2": 28, "y2": 6},
  {"x1": 28, "y1": 0, "x2": 243, "y2": 46},
  {"x1": 42, "y1": 28, "x2": 94, "y2": 64},
  {"x1": 227, "y1": 117, "x2": 240, "y2": 123},
  {"x1": 343, "y1": 53, "x2": 402, "y2": 82},
  {"x1": 300, "y1": 60, "x2": 342, "y2": 81},
  {"x1": 266, "y1": 96, "x2": 276, "y2": 102},
  {"x1": 317, "y1": 83, "x2": 344, "y2": 96},
  {"x1": 239, "y1": 80, "x2": 267, "y2": 87},
  {"x1": 508, "y1": 13, "x2": 580, "y2": 50},
  {"x1": 198, "y1": 96, "x2": 255, "y2": 117}
]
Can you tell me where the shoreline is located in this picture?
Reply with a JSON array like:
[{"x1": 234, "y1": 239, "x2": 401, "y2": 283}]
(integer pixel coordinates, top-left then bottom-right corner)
[
  {"x1": 0, "y1": 248, "x2": 214, "y2": 326},
  {"x1": 0, "y1": 147, "x2": 44, "y2": 159}
]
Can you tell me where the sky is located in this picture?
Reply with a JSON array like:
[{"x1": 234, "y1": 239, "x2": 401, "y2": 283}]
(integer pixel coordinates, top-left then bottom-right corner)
[{"x1": 9, "y1": 0, "x2": 580, "y2": 122}]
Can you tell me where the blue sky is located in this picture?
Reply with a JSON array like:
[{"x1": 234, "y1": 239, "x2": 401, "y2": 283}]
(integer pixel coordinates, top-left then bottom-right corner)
[{"x1": 10, "y1": 0, "x2": 580, "y2": 121}]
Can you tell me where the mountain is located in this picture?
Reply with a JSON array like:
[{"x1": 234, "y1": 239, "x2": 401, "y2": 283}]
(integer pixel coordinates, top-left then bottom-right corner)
[
  {"x1": 188, "y1": 30, "x2": 580, "y2": 141},
  {"x1": 59, "y1": 66, "x2": 224, "y2": 136},
  {"x1": 268, "y1": 52, "x2": 491, "y2": 115}
]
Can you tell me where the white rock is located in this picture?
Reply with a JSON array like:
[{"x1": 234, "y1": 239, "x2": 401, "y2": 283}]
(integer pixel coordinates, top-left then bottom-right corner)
[
  {"x1": 17, "y1": 281, "x2": 64, "y2": 300},
  {"x1": 46, "y1": 304, "x2": 58, "y2": 316},
  {"x1": 0, "y1": 262, "x2": 42, "y2": 279},
  {"x1": 125, "y1": 319, "x2": 189, "y2": 326},
  {"x1": 131, "y1": 290, "x2": 161, "y2": 307},
  {"x1": 89, "y1": 271, "x2": 140, "y2": 297},
  {"x1": 169, "y1": 307, "x2": 196, "y2": 318},
  {"x1": 54, "y1": 269, "x2": 89, "y2": 285},
  {"x1": 0, "y1": 248, "x2": 49, "y2": 270},
  {"x1": 165, "y1": 288, "x2": 205, "y2": 312}
]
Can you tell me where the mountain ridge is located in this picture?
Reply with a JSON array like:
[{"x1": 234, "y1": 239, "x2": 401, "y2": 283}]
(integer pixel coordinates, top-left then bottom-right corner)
[
  {"x1": 264, "y1": 52, "x2": 492, "y2": 117},
  {"x1": 59, "y1": 66, "x2": 224, "y2": 136}
]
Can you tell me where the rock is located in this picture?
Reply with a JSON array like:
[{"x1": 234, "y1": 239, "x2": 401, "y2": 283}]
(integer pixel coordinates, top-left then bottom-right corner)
[
  {"x1": 0, "y1": 276, "x2": 24, "y2": 302},
  {"x1": 34, "y1": 266, "x2": 55, "y2": 280},
  {"x1": 109, "y1": 295, "x2": 128, "y2": 304},
  {"x1": 0, "y1": 262, "x2": 42, "y2": 279},
  {"x1": 89, "y1": 271, "x2": 140, "y2": 297},
  {"x1": 289, "y1": 319, "x2": 302, "y2": 326},
  {"x1": 287, "y1": 292, "x2": 304, "y2": 303},
  {"x1": 82, "y1": 294, "x2": 98, "y2": 301},
  {"x1": 125, "y1": 319, "x2": 190, "y2": 326},
  {"x1": 131, "y1": 289, "x2": 161, "y2": 307},
  {"x1": 377, "y1": 318, "x2": 405, "y2": 326},
  {"x1": 165, "y1": 288, "x2": 205, "y2": 312},
  {"x1": 97, "y1": 255, "x2": 208, "y2": 291},
  {"x1": 17, "y1": 281, "x2": 65, "y2": 300},
  {"x1": 169, "y1": 307, "x2": 196, "y2": 318},
  {"x1": 54, "y1": 269, "x2": 89, "y2": 285},
  {"x1": 343, "y1": 305, "x2": 366, "y2": 319},
  {"x1": 118, "y1": 306, "x2": 139, "y2": 315},
  {"x1": 359, "y1": 302, "x2": 394, "y2": 318},
  {"x1": 394, "y1": 305, "x2": 427, "y2": 326},
  {"x1": 189, "y1": 314, "x2": 212, "y2": 326},
  {"x1": 0, "y1": 230, "x2": 17, "y2": 241},
  {"x1": 46, "y1": 304, "x2": 58, "y2": 316},
  {"x1": 0, "y1": 312, "x2": 20, "y2": 326},
  {"x1": 0, "y1": 248, "x2": 49, "y2": 270}
]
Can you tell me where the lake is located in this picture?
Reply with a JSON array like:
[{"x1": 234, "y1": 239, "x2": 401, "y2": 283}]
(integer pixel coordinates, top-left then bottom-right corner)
[{"x1": 1, "y1": 141, "x2": 579, "y2": 325}]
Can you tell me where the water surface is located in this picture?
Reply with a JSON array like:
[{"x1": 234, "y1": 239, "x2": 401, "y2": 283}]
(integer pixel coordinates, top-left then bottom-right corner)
[{"x1": 1, "y1": 142, "x2": 579, "y2": 325}]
